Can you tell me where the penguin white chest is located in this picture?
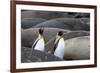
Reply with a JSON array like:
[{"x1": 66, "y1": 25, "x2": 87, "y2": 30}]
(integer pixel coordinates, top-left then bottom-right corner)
[
  {"x1": 54, "y1": 38, "x2": 65, "y2": 59},
  {"x1": 34, "y1": 38, "x2": 45, "y2": 51}
]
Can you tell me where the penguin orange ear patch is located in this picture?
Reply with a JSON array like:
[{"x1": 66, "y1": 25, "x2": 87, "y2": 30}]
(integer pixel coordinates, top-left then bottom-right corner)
[{"x1": 11, "y1": 1, "x2": 97, "y2": 72}]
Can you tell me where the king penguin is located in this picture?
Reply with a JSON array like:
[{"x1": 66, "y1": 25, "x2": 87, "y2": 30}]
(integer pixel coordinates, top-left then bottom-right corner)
[
  {"x1": 32, "y1": 28, "x2": 45, "y2": 52},
  {"x1": 53, "y1": 31, "x2": 65, "y2": 59}
]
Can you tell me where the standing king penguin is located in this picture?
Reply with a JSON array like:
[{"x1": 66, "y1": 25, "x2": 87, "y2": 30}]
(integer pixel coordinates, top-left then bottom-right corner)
[
  {"x1": 32, "y1": 28, "x2": 45, "y2": 52},
  {"x1": 53, "y1": 31, "x2": 65, "y2": 59}
]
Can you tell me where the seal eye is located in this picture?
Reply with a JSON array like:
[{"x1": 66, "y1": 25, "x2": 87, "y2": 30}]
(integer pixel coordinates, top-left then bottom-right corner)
[{"x1": 58, "y1": 31, "x2": 63, "y2": 36}]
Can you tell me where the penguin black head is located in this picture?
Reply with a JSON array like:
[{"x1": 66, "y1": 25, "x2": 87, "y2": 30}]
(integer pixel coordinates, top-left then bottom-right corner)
[
  {"x1": 38, "y1": 28, "x2": 44, "y2": 35},
  {"x1": 58, "y1": 31, "x2": 63, "y2": 36}
]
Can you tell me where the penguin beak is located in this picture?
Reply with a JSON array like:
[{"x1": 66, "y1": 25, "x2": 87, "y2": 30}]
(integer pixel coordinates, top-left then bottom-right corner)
[
  {"x1": 42, "y1": 27, "x2": 44, "y2": 32},
  {"x1": 63, "y1": 32, "x2": 67, "y2": 35},
  {"x1": 37, "y1": 30, "x2": 39, "y2": 35}
]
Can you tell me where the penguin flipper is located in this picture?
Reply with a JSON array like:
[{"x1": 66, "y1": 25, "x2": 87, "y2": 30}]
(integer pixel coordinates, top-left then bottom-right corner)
[
  {"x1": 52, "y1": 39, "x2": 60, "y2": 54},
  {"x1": 32, "y1": 38, "x2": 39, "y2": 49}
]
